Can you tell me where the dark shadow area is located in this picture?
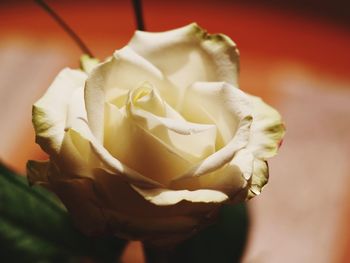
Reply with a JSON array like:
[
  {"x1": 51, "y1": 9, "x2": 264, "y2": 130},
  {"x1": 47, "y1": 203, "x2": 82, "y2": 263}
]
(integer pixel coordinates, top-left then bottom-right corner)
[
  {"x1": 0, "y1": 163, "x2": 127, "y2": 263},
  {"x1": 144, "y1": 203, "x2": 249, "y2": 263}
]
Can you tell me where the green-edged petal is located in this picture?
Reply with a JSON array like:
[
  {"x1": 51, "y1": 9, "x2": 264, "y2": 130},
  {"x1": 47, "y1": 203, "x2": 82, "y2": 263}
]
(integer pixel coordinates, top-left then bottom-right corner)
[
  {"x1": 247, "y1": 159, "x2": 269, "y2": 199},
  {"x1": 128, "y1": 23, "x2": 240, "y2": 91},
  {"x1": 247, "y1": 95, "x2": 285, "y2": 159},
  {"x1": 33, "y1": 68, "x2": 87, "y2": 156},
  {"x1": 80, "y1": 54, "x2": 100, "y2": 74}
]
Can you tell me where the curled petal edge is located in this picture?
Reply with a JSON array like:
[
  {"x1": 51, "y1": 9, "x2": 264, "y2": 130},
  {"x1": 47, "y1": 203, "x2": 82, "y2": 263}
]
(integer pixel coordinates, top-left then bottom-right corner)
[
  {"x1": 248, "y1": 95, "x2": 286, "y2": 159},
  {"x1": 33, "y1": 68, "x2": 87, "y2": 156},
  {"x1": 128, "y1": 23, "x2": 240, "y2": 86},
  {"x1": 247, "y1": 159, "x2": 269, "y2": 199},
  {"x1": 171, "y1": 82, "x2": 253, "y2": 182}
]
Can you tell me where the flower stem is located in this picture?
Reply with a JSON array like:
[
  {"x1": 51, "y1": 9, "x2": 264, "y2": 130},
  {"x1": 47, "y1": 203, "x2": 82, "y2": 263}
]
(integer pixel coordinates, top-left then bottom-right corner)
[
  {"x1": 132, "y1": 0, "x2": 146, "y2": 31},
  {"x1": 35, "y1": 0, "x2": 94, "y2": 57}
]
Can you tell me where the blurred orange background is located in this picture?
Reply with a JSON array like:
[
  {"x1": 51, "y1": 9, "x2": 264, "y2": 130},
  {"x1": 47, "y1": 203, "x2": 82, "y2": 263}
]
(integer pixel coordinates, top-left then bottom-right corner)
[{"x1": 0, "y1": 0, "x2": 350, "y2": 262}]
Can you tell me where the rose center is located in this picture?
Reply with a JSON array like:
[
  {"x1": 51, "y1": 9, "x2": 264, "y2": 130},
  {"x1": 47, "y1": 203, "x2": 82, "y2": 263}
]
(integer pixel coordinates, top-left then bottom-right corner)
[{"x1": 103, "y1": 82, "x2": 217, "y2": 185}]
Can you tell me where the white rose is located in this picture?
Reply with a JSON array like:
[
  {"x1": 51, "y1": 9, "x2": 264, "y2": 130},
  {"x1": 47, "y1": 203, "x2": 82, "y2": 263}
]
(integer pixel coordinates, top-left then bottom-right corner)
[{"x1": 27, "y1": 23, "x2": 285, "y2": 244}]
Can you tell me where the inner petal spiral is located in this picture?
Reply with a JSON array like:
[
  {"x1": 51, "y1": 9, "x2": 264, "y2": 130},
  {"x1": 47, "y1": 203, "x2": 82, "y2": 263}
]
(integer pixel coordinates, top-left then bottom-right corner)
[
  {"x1": 126, "y1": 83, "x2": 217, "y2": 163},
  {"x1": 103, "y1": 82, "x2": 217, "y2": 185}
]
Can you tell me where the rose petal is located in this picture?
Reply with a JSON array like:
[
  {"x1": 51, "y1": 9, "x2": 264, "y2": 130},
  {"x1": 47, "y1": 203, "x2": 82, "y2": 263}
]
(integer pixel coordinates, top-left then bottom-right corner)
[
  {"x1": 104, "y1": 103, "x2": 192, "y2": 185},
  {"x1": 131, "y1": 185, "x2": 228, "y2": 206},
  {"x1": 57, "y1": 128, "x2": 94, "y2": 178},
  {"x1": 90, "y1": 168, "x2": 223, "y2": 243},
  {"x1": 128, "y1": 23, "x2": 239, "y2": 96},
  {"x1": 172, "y1": 82, "x2": 253, "y2": 180},
  {"x1": 80, "y1": 54, "x2": 100, "y2": 74},
  {"x1": 247, "y1": 95, "x2": 286, "y2": 159},
  {"x1": 181, "y1": 82, "x2": 251, "y2": 148},
  {"x1": 84, "y1": 47, "x2": 170, "y2": 142},
  {"x1": 92, "y1": 168, "x2": 222, "y2": 216},
  {"x1": 49, "y1": 177, "x2": 108, "y2": 236},
  {"x1": 170, "y1": 149, "x2": 252, "y2": 200},
  {"x1": 65, "y1": 117, "x2": 162, "y2": 188},
  {"x1": 126, "y1": 85, "x2": 217, "y2": 162},
  {"x1": 247, "y1": 159, "x2": 269, "y2": 199},
  {"x1": 33, "y1": 68, "x2": 87, "y2": 155},
  {"x1": 174, "y1": 117, "x2": 251, "y2": 179}
]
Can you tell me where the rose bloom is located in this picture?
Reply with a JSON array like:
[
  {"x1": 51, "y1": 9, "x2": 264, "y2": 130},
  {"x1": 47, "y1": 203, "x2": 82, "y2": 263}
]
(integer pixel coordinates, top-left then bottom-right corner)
[{"x1": 27, "y1": 23, "x2": 284, "y2": 245}]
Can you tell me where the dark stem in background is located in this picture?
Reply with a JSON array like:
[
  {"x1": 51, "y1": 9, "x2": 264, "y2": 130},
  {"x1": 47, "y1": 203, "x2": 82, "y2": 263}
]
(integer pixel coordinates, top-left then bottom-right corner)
[
  {"x1": 35, "y1": 0, "x2": 94, "y2": 57},
  {"x1": 132, "y1": 0, "x2": 146, "y2": 31}
]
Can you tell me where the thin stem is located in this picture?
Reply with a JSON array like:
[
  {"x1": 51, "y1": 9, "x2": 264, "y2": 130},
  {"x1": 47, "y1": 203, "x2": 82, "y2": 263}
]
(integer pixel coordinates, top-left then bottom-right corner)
[
  {"x1": 35, "y1": 0, "x2": 94, "y2": 57},
  {"x1": 132, "y1": 0, "x2": 146, "y2": 31}
]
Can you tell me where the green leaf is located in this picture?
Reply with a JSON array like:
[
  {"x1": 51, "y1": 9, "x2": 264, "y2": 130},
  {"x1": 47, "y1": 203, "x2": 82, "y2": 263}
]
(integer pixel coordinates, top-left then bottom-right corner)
[{"x1": 0, "y1": 162, "x2": 127, "y2": 262}]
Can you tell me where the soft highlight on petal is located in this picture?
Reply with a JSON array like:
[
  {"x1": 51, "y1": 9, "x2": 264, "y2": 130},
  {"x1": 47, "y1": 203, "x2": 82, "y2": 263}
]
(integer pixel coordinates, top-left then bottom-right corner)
[
  {"x1": 126, "y1": 86, "x2": 217, "y2": 162},
  {"x1": 33, "y1": 68, "x2": 87, "y2": 155},
  {"x1": 181, "y1": 82, "x2": 251, "y2": 148},
  {"x1": 173, "y1": 82, "x2": 253, "y2": 180},
  {"x1": 67, "y1": 116, "x2": 163, "y2": 188},
  {"x1": 132, "y1": 185, "x2": 228, "y2": 206},
  {"x1": 84, "y1": 47, "x2": 171, "y2": 142},
  {"x1": 170, "y1": 145, "x2": 253, "y2": 199},
  {"x1": 128, "y1": 23, "x2": 240, "y2": 94},
  {"x1": 104, "y1": 102, "x2": 191, "y2": 185}
]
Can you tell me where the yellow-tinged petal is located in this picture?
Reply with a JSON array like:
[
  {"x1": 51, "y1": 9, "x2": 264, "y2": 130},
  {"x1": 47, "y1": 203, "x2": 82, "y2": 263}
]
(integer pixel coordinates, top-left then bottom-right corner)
[
  {"x1": 84, "y1": 47, "x2": 172, "y2": 142},
  {"x1": 248, "y1": 95, "x2": 285, "y2": 159},
  {"x1": 33, "y1": 68, "x2": 87, "y2": 155},
  {"x1": 181, "y1": 82, "x2": 251, "y2": 148},
  {"x1": 173, "y1": 82, "x2": 253, "y2": 180},
  {"x1": 126, "y1": 86, "x2": 217, "y2": 162},
  {"x1": 247, "y1": 159, "x2": 269, "y2": 199},
  {"x1": 104, "y1": 103, "x2": 191, "y2": 185},
  {"x1": 64, "y1": 115, "x2": 162, "y2": 188},
  {"x1": 170, "y1": 149, "x2": 252, "y2": 203},
  {"x1": 128, "y1": 23, "x2": 239, "y2": 91},
  {"x1": 57, "y1": 128, "x2": 94, "y2": 178},
  {"x1": 80, "y1": 54, "x2": 100, "y2": 74}
]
